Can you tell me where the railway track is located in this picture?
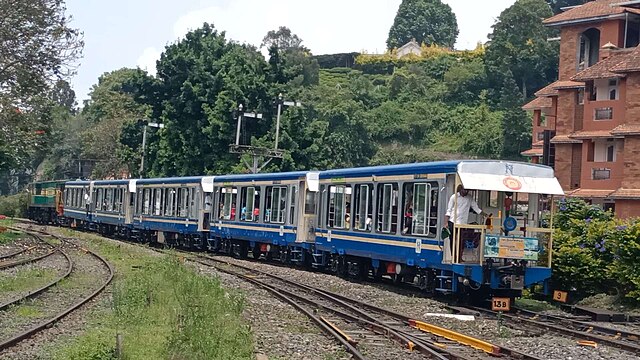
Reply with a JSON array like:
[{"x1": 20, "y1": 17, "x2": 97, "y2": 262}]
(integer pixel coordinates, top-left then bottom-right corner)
[
  {"x1": 186, "y1": 252, "x2": 543, "y2": 360},
  {"x1": 460, "y1": 305, "x2": 640, "y2": 355},
  {"x1": 0, "y1": 226, "x2": 113, "y2": 352}
]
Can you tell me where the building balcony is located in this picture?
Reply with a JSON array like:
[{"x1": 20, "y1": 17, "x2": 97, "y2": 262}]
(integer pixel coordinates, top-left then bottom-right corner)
[
  {"x1": 581, "y1": 161, "x2": 623, "y2": 190},
  {"x1": 582, "y1": 99, "x2": 624, "y2": 130}
]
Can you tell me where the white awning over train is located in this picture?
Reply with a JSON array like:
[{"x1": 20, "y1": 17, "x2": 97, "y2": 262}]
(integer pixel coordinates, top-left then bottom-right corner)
[
  {"x1": 201, "y1": 176, "x2": 215, "y2": 193},
  {"x1": 457, "y1": 161, "x2": 565, "y2": 195}
]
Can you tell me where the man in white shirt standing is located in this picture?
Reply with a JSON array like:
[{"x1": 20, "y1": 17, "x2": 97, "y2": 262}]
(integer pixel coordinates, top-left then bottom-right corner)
[{"x1": 443, "y1": 185, "x2": 487, "y2": 261}]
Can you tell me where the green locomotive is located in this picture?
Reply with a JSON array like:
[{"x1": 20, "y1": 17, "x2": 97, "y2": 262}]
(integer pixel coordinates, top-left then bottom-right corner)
[{"x1": 27, "y1": 180, "x2": 67, "y2": 224}]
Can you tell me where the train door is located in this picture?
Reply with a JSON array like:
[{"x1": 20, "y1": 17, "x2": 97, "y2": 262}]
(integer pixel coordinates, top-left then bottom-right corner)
[
  {"x1": 199, "y1": 177, "x2": 215, "y2": 231},
  {"x1": 295, "y1": 172, "x2": 320, "y2": 243},
  {"x1": 125, "y1": 180, "x2": 136, "y2": 224}
]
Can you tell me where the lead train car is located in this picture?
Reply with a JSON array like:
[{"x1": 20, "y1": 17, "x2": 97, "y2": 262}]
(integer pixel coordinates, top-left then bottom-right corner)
[{"x1": 310, "y1": 160, "x2": 563, "y2": 298}]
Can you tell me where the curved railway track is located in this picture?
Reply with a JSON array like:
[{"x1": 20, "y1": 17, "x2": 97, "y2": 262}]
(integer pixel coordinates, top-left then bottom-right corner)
[
  {"x1": 187, "y1": 252, "x2": 543, "y2": 360},
  {"x1": 0, "y1": 226, "x2": 113, "y2": 352},
  {"x1": 460, "y1": 305, "x2": 640, "y2": 355}
]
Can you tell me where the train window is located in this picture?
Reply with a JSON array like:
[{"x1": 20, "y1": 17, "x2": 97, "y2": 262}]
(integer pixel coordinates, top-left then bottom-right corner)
[
  {"x1": 189, "y1": 188, "x2": 197, "y2": 218},
  {"x1": 377, "y1": 183, "x2": 398, "y2": 234},
  {"x1": 153, "y1": 189, "x2": 164, "y2": 216},
  {"x1": 327, "y1": 185, "x2": 352, "y2": 229},
  {"x1": 265, "y1": 186, "x2": 287, "y2": 224},
  {"x1": 402, "y1": 182, "x2": 438, "y2": 237},
  {"x1": 106, "y1": 188, "x2": 114, "y2": 212},
  {"x1": 354, "y1": 184, "x2": 373, "y2": 231},
  {"x1": 289, "y1": 186, "x2": 297, "y2": 224},
  {"x1": 95, "y1": 189, "x2": 103, "y2": 211},
  {"x1": 220, "y1": 187, "x2": 237, "y2": 220},
  {"x1": 142, "y1": 189, "x2": 150, "y2": 215},
  {"x1": 177, "y1": 188, "x2": 187, "y2": 217},
  {"x1": 240, "y1": 186, "x2": 259, "y2": 222},
  {"x1": 164, "y1": 188, "x2": 176, "y2": 217}
]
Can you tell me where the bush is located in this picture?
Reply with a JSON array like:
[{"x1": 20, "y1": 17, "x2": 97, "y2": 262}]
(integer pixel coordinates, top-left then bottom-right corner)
[
  {"x1": 551, "y1": 198, "x2": 640, "y2": 304},
  {"x1": 0, "y1": 192, "x2": 28, "y2": 217}
]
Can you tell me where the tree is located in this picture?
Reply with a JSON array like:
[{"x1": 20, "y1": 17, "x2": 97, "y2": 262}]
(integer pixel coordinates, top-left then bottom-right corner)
[
  {"x1": 499, "y1": 73, "x2": 532, "y2": 159},
  {"x1": 154, "y1": 23, "x2": 270, "y2": 176},
  {"x1": 485, "y1": 0, "x2": 558, "y2": 99},
  {"x1": 51, "y1": 80, "x2": 77, "y2": 114},
  {"x1": 0, "y1": 0, "x2": 83, "y2": 101},
  {"x1": 80, "y1": 68, "x2": 158, "y2": 178},
  {"x1": 546, "y1": 0, "x2": 594, "y2": 14},
  {"x1": 387, "y1": 0, "x2": 459, "y2": 49},
  {"x1": 261, "y1": 26, "x2": 305, "y2": 51},
  {"x1": 0, "y1": 0, "x2": 83, "y2": 176}
]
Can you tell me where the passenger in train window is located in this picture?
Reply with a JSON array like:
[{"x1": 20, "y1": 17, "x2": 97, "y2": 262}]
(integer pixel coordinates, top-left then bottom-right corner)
[
  {"x1": 402, "y1": 194, "x2": 413, "y2": 235},
  {"x1": 231, "y1": 203, "x2": 236, "y2": 220}
]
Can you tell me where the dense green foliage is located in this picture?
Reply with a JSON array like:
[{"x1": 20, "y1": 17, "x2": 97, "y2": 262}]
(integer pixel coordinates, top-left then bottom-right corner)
[
  {"x1": 4, "y1": 0, "x2": 563, "y2": 187},
  {"x1": 387, "y1": 0, "x2": 459, "y2": 49},
  {"x1": 0, "y1": 0, "x2": 83, "y2": 178},
  {"x1": 0, "y1": 193, "x2": 28, "y2": 218},
  {"x1": 552, "y1": 198, "x2": 640, "y2": 304}
]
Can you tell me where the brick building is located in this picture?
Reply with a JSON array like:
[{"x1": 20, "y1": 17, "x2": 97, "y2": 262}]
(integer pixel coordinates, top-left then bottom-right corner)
[{"x1": 522, "y1": 0, "x2": 640, "y2": 218}]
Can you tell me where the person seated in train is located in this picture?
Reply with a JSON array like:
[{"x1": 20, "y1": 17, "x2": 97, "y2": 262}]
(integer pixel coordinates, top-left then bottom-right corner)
[
  {"x1": 443, "y1": 185, "x2": 488, "y2": 260},
  {"x1": 231, "y1": 203, "x2": 236, "y2": 220},
  {"x1": 253, "y1": 207, "x2": 259, "y2": 219},
  {"x1": 402, "y1": 200, "x2": 413, "y2": 235},
  {"x1": 240, "y1": 206, "x2": 247, "y2": 221}
]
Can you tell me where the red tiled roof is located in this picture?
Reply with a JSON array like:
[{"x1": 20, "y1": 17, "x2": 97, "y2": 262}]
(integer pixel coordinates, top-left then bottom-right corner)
[
  {"x1": 610, "y1": 188, "x2": 640, "y2": 199},
  {"x1": 610, "y1": 46, "x2": 640, "y2": 73},
  {"x1": 568, "y1": 188, "x2": 615, "y2": 198},
  {"x1": 534, "y1": 80, "x2": 584, "y2": 97},
  {"x1": 544, "y1": 0, "x2": 640, "y2": 26},
  {"x1": 550, "y1": 135, "x2": 582, "y2": 143},
  {"x1": 569, "y1": 130, "x2": 616, "y2": 139},
  {"x1": 533, "y1": 140, "x2": 544, "y2": 146},
  {"x1": 571, "y1": 50, "x2": 631, "y2": 81},
  {"x1": 522, "y1": 97, "x2": 553, "y2": 110},
  {"x1": 521, "y1": 148, "x2": 543, "y2": 157},
  {"x1": 611, "y1": 123, "x2": 640, "y2": 135}
]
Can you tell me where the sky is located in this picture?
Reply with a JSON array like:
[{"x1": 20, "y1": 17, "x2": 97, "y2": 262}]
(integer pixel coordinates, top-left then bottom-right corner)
[{"x1": 65, "y1": 0, "x2": 517, "y2": 102}]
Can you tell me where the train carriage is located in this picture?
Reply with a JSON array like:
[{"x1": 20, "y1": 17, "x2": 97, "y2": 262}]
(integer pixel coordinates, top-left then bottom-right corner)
[
  {"x1": 131, "y1": 176, "x2": 211, "y2": 248},
  {"x1": 62, "y1": 180, "x2": 92, "y2": 227},
  {"x1": 311, "y1": 160, "x2": 563, "y2": 299},
  {"x1": 209, "y1": 171, "x2": 319, "y2": 263}
]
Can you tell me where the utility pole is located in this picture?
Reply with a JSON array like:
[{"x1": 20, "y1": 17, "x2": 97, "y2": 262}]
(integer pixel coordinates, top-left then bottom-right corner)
[
  {"x1": 274, "y1": 93, "x2": 302, "y2": 150},
  {"x1": 139, "y1": 121, "x2": 164, "y2": 178}
]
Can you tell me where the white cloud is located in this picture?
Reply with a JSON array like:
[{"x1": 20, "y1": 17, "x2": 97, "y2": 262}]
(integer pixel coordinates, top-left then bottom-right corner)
[
  {"x1": 136, "y1": 47, "x2": 162, "y2": 76},
  {"x1": 137, "y1": 0, "x2": 517, "y2": 71}
]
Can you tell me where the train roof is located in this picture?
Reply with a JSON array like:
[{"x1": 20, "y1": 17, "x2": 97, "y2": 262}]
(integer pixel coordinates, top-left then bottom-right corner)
[
  {"x1": 93, "y1": 179, "x2": 130, "y2": 186},
  {"x1": 213, "y1": 171, "x2": 310, "y2": 182},
  {"x1": 320, "y1": 160, "x2": 462, "y2": 179},
  {"x1": 135, "y1": 176, "x2": 204, "y2": 185}
]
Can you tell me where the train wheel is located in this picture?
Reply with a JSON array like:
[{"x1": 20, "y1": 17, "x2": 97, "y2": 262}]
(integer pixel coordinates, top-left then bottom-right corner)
[{"x1": 252, "y1": 246, "x2": 261, "y2": 260}]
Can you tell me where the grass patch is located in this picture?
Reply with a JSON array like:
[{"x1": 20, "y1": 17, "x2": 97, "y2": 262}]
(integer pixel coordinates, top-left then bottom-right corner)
[
  {"x1": 15, "y1": 304, "x2": 44, "y2": 318},
  {"x1": 0, "y1": 218, "x2": 15, "y2": 227},
  {"x1": 52, "y1": 230, "x2": 254, "y2": 360},
  {"x1": 515, "y1": 298, "x2": 556, "y2": 312},
  {"x1": 0, "y1": 268, "x2": 58, "y2": 293},
  {"x1": 0, "y1": 230, "x2": 21, "y2": 245}
]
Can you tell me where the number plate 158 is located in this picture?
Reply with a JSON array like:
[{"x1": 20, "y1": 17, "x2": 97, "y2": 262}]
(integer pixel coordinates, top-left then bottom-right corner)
[{"x1": 492, "y1": 297, "x2": 511, "y2": 311}]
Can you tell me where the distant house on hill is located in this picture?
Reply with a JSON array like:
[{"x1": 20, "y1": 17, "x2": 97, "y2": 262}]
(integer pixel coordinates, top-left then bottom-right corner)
[{"x1": 396, "y1": 38, "x2": 421, "y2": 58}]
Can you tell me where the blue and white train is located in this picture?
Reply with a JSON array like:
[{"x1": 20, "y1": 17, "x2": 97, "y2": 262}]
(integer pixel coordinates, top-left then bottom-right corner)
[{"x1": 57, "y1": 160, "x2": 564, "y2": 299}]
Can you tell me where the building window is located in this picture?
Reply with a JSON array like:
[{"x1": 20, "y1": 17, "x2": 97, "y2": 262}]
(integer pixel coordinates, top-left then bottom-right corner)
[
  {"x1": 537, "y1": 132, "x2": 545, "y2": 141},
  {"x1": 594, "y1": 107, "x2": 613, "y2": 120},
  {"x1": 607, "y1": 145, "x2": 614, "y2": 162},
  {"x1": 578, "y1": 28, "x2": 600, "y2": 71},
  {"x1": 592, "y1": 168, "x2": 611, "y2": 180},
  {"x1": 608, "y1": 79, "x2": 618, "y2": 100}
]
